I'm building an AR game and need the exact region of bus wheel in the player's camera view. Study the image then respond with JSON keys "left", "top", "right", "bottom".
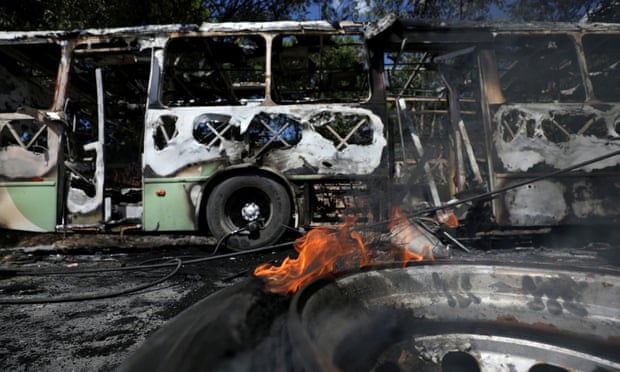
{"left": 206, "top": 175, "right": 291, "bottom": 251}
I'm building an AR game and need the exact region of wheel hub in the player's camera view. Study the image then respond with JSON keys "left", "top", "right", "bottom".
{"left": 241, "top": 202, "right": 261, "bottom": 222}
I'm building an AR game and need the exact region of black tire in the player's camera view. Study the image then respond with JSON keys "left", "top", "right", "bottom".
{"left": 206, "top": 175, "right": 291, "bottom": 251}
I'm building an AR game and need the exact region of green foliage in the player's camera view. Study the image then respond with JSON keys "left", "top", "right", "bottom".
{"left": 0, "top": 0, "right": 305, "bottom": 30}
{"left": 317, "top": 0, "right": 503, "bottom": 21}
{"left": 0, "top": 0, "right": 208, "bottom": 30}
{"left": 586, "top": 0, "right": 620, "bottom": 22}
{"left": 0, "top": 0, "right": 618, "bottom": 31}
{"left": 314, "top": 0, "right": 618, "bottom": 22}
{"left": 201, "top": 0, "right": 310, "bottom": 22}
{"left": 507, "top": 0, "right": 598, "bottom": 21}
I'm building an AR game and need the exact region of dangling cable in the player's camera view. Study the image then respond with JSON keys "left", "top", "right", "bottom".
{"left": 0, "top": 258, "right": 182, "bottom": 304}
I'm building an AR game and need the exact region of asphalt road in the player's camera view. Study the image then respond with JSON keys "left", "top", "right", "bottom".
{"left": 0, "top": 231, "right": 297, "bottom": 371}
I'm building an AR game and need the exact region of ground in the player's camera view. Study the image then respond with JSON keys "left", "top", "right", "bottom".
{"left": 1, "top": 228, "right": 619, "bottom": 371}
{"left": 0, "top": 231, "right": 296, "bottom": 371}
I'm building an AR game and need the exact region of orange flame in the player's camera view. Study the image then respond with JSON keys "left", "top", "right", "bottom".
{"left": 436, "top": 209, "right": 459, "bottom": 228}
{"left": 254, "top": 208, "right": 456, "bottom": 295}
{"left": 254, "top": 219, "right": 368, "bottom": 295}
{"left": 389, "top": 207, "right": 428, "bottom": 262}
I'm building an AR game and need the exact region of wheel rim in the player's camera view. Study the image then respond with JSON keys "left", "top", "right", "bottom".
{"left": 289, "top": 263, "right": 620, "bottom": 371}
{"left": 223, "top": 187, "right": 272, "bottom": 231}
{"left": 241, "top": 202, "right": 261, "bottom": 222}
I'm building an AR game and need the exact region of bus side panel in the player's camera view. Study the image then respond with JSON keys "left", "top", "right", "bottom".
{"left": 491, "top": 103, "right": 620, "bottom": 227}
{"left": 488, "top": 33, "right": 620, "bottom": 228}
{"left": 0, "top": 116, "right": 63, "bottom": 232}
{"left": 143, "top": 179, "right": 201, "bottom": 231}
{"left": 0, "top": 40, "right": 64, "bottom": 232}
{"left": 494, "top": 175, "right": 620, "bottom": 226}
{"left": 0, "top": 180, "right": 58, "bottom": 232}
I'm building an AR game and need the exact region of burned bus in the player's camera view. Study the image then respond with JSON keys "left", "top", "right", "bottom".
{"left": 370, "top": 17, "right": 620, "bottom": 233}
{"left": 1, "top": 17, "right": 619, "bottom": 249}
{"left": 0, "top": 21, "right": 387, "bottom": 250}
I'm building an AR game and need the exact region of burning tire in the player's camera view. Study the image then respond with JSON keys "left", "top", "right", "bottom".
{"left": 206, "top": 175, "right": 291, "bottom": 251}
{"left": 289, "top": 262, "right": 620, "bottom": 371}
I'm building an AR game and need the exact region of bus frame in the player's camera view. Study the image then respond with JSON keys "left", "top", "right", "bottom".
{"left": 1, "top": 16, "right": 620, "bottom": 249}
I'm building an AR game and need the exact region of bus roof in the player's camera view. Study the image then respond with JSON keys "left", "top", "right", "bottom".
{"left": 0, "top": 20, "right": 365, "bottom": 45}
{"left": 1, "top": 16, "right": 619, "bottom": 46}
{"left": 198, "top": 20, "right": 362, "bottom": 33}
{"left": 367, "top": 14, "right": 620, "bottom": 40}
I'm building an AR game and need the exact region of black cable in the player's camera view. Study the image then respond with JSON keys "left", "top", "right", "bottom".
{"left": 0, "top": 258, "right": 182, "bottom": 305}
{"left": 2, "top": 240, "right": 297, "bottom": 278}
{"left": 210, "top": 225, "right": 249, "bottom": 257}
{"left": 135, "top": 255, "right": 204, "bottom": 266}
{"left": 183, "top": 240, "right": 295, "bottom": 265}
{"left": 365, "top": 148, "right": 620, "bottom": 229}
{"left": 5, "top": 259, "right": 180, "bottom": 276}
{"left": 418, "top": 148, "right": 620, "bottom": 215}
{"left": 0, "top": 237, "right": 296, "bottom": 304}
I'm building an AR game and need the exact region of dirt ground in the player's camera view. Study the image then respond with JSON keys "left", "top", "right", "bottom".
{"left": 0, "top": 231, "right": 296, "bottom": 371}
{"left": 2, "top": 227, "right": 620, "bottom": 371}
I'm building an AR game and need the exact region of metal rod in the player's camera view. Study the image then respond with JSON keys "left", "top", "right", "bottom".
{"left": 442, "top": 231, "right": 471, "bottom": 253}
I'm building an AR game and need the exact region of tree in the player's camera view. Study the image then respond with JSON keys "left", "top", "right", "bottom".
{"left": 506, "top": 0, "right": 599, "bottom": 21}
{"left": 0, "top": 0, "right": 47, "bottom": 29}
{"left": 201, "top": 0, "right": 309, "bottom": 22}
{"left": 586, "top": 0, "right": 620, "bottom": 22}
{"left": 316, "top": 0, "right": 503, "bottom": 21}
{"left": 312, "top": 0, "right": 617, "bottom": 22}
{"left": 1, "top": 0, "right": 618, "bottom": 31}
{"left": 0, "top": 0, "right": 210, "bottom": 30}
{"left": 0, "top": 0, "right": 309, "bottom": 30}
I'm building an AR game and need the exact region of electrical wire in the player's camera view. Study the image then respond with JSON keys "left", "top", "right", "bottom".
{"left": 412, "top": 148, "right": 620, "bottom": 217}
{"left": 0, "top": 258, "right": 182, "bottom": 304}
{"left": 2, "top": 239, "right": 296, "bottom": 277}
{"left": 210, "top": 225, "right": 250, "bottom": 257}
{"left": 0, "top": 228, "right": 296, "bottom": 305}
{"left": 0, "top": 240, "right": 296, "bottom": 304}
{"left": 183, "top": 240, "right": 295, "bottom": 265}
{"left": 363, "top": 148, "right": 620, "bottom": 229}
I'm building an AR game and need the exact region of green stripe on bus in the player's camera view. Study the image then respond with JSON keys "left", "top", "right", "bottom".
{"left": 3, "top": 182, "right": 57, "bottom": 231}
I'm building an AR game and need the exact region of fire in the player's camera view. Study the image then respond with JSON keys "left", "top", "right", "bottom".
{"left": 254, "top": 219, "right": 368, "bottom": 295}
{"left": 389, "top": 207, "right": 433, "bottom": 262}
{"left": 254, "top": 208, "right": 457, "bottom": 295}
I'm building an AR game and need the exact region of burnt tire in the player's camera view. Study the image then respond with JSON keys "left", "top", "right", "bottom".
{"left": 206, "top": 175, "right": 291, "bottom": 251}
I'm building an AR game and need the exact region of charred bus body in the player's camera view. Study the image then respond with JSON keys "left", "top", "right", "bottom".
{"left": 0, "top": 22, "right": 387, "bottom": 250}
{"left": 0, "top": 17, "right": 619, "bottom": 249}
{"left": 371, "top": 17, "right": 620, "bottom": 230}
